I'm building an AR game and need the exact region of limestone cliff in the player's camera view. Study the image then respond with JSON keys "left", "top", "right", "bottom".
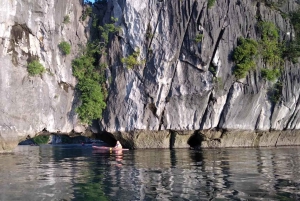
{"left": 97, "top": 0, "right": 300, "bottom": 148}
{"left": 1, "top": 0, "right": 300, "bottom": 151}
{"left": 0, "top": 0, "right": 87, "bottom": 151}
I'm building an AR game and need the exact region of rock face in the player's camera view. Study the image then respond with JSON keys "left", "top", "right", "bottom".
{"left": 102, "top": 0, "right": 299, "bottom": 131}
{"left": 98, "top": 0, "right": 300, "bottom": 148}
{"left": 0, "top": 0, "right": 87, "bottom": 151}
{"left": 1, "top": 0, "right": 300, "bottom": 151}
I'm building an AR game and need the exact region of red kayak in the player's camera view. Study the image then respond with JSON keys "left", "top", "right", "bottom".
{"left": 92, "top": 146, "right": 129, "bottom": 151}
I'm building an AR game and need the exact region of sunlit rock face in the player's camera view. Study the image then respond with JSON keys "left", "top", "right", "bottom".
{"left": 0, "top": 0, "right": 87, "bottom": 151}
{"left": 2, "top": 0, "right": 300, "bottom": 151}
{"left": 100, "top": 0, "right": 300, "bottom": 134}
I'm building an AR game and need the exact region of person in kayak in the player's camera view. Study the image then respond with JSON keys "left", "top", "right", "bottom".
{"left": 115, "top": 141, "right": 122, "bottom": 149}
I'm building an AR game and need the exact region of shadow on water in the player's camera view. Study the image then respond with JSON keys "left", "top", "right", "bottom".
{"left": 189, "top": 149, "right": 203, "bottom": 164}
{"left": 170, "top": 149, "right": 177, "bottom": 168}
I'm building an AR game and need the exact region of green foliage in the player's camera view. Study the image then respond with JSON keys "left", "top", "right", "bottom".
{"left": 256, "top": 21, "right": 283, "bottom": 81}
{"left": 72, "top": 55, "right": 96, "bottom": 80}
{"left": 121, "top": 49, "right": 143, "bottom": 69}
{"left": 63, "top": 15, "right": 70, "bottom": 24}
{"left": 268, "top": 81, "right": 282, "bottom": 104}
{"left": 58, "top": 41, "right": 71, "bottom": 55}
{"left": 258, "top": 21, "right": 279, "bottom": 41}
{"left": 76, "top": 78, "right": 106, "bottom": 123}
{"left": 280, "top": 11, "right": 288, "bottom": 19}
{"left": 73, "top": 14, "right": 121, "bottom": 124}
{"left": 256, "top": 21, "right": 285, "bottom": 102}
{"left": 261, "top": 68, "right": 281, "bottom": 82}
{"left": 235, "top": 61, "right": 257, "bottom": 79}
{"left": 213, "top": 77, "right": 223, "bottom": 89}
{"left": 98, "top": 19, "right": 120, "bottom": 44}
{"left": 27, "top": 60, "right": 45, "bottom": 76}
{"left": 284, "top": 43, "right": 300, "bottom": 63}
{"left": 261, "top": 0, "right": 286, "bottom": 10}
{"left": 95, "top": 17, "right": 120, "bottom": 55}
{"left": 233, "top": 22, "right": 284, "bottom": 81}
{"left": 110, "top": 17, "right": 118, "bottom": 22}
{"left": 72, "top": 42, "right": 107, "bottom": 124}
{"left": 258, "top": 21, "right": 283, "bottom": 67}
{"left": 194, "top": 34, "right": 203, "bottom": 43}
{"left": 33, "top": 135, "right": 49, "bottom": 144}
{"left": 146, "top": 32, "right": 154, "bottom": 40}
{"left": 285, "top": 9, "right": 300, "bottom": 62}
{"left": 92, "top": 14, "right": 98, "bottom": 28}
{"left": 208, "top": 0, "right": 216, "bottom": 8}
{"left": 232, "top": 37, "right": 258, "bottom": 79}
{"left": 85, "top": 41, "right": 102, "bottom": 56}
{"left": 260, "top": 39, "right": 283, "bottom": 66}
{"left": 209, "top": 65, "right": 216, "bottom": 76}
{"left": 233, "top": 38, "right": 258, "bottom": 64}
{"left": 86, "top": 7, "right": 93, "bottom": 16}
{"left": 290, "top": 9, "right": 300, "bottom": 38}
{"left": 81, "top": 6, "right": 92, "bottom": 21}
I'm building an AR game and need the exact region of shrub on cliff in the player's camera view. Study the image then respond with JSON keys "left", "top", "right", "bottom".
{"left": 290, "top": 9, "right": 300, "bottom": 39}
{"left": 208, "top": 0, "right": 216, "bottom": 8}
{"left": 233, "top": 37, "right": 258, "bottom": 79}
{"left": 268, "top": 81, "right": 282, "bottom": 103}
{"left": 63, "top": 15, "right": 70, "bottom": 24}
{"left": 81, "top": 6, "right": 92, "bottom": 21}
{"left": 58, "top": 41, "right": 71, "bottom": 55}
{"left": 72, "top": 42, "right": 107, "bottom": 124}
{"left": 121, "top": 52, "right": 140, "bottom": 69}
{"left": 194, "top": 34, "right": 203, "bottom": 43}
{"left": 121, "top": 49, "right": 144, "bottom": 69}
{"left": 258, "top": 21, "right": 283, "bottom": 67}
{"left": 72, "top": 17, "right": 120, "bottom": 124}
{"left": 27, "top": 60, "right": 45, "bottom": 76}
{"left": 98, "top": 17, "right": 120, "bottom": 44}
{"left": 285, "top": 9, "right": 300, "bottom": 63}
{"left": 257, "top": 21, "right": 283, "bottom": 82}
{"left": 76, "top": 78, "right": 106, "bottom": 124}
{"left": 261, "top": 68, "right": 281, "bottom": 82}
{"left": 233, "top": 22, "right": 285, "bottom": 80}
{"left": 284, "top": 43, "right": 300, "bottom": 63}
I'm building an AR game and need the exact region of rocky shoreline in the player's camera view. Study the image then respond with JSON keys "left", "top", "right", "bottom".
{"left": 2, "top": 130, "right": 300, "bottom": 153}
{"left": 103, "top": 130, "right": 300, "bottom": 149}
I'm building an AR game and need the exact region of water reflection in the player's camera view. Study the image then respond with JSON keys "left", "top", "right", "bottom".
{"left": 0, "top": 146, "right": 300, "bottom": 200}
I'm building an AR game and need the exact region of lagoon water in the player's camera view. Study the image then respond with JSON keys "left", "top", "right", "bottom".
{"left": 0, "top": 145, "right": 300, "bottom": 200}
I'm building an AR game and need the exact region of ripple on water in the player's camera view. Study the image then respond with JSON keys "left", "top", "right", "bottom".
{"left": 1, "top": 146, "right": 300, "bottom": 200}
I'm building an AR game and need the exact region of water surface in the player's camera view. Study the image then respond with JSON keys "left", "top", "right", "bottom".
{"left": 0, "top": 145, "right": 300, "bottom": 200}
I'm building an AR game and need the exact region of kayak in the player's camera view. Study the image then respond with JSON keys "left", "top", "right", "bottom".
{"left": 92, "top": 146, "right": 129, "bottom": 151}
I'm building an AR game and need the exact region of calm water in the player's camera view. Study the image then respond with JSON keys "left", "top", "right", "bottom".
{"left": 0, "top": 145, "right": 300, "bottom": 200}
